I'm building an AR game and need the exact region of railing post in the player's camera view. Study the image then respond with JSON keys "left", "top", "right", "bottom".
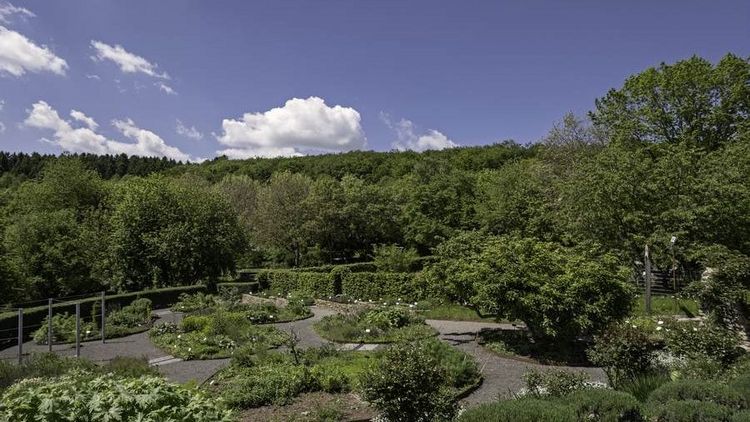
{"left": 75, "top": 303, "right": 81, "bottom": 358}
{"left": 17, "top": 308, "right": 23, "bottom": 365}
{"left": 101, "top": 291, "right": 106, "bottom": 344}
{"left": 48, "top": 298, "right": 53, "bottom": 352}
{"left": 644, "top": 244, "right": 652, "bottom": 316}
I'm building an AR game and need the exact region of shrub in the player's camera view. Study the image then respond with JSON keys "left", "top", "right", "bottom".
{"left": 647, "top": 379, "right": 747, "bottom": 410}
{"left": 617, "top": 373, "right": 671, "bottom": 402}
{"left": 522, "top": 369, "right": 592, "bottom": 398}
{"left": 419, "top": 337, "right": 481, "bottom": 390}
{"left": 102, "top": 356, "right": 158, "bottom": 378}
{"left": 0, "top": 353, "right": 97, "bottom": 391}
{"left": 663, "top": 320, "right": 742, "bottom": 365}
{"left": 314, "top": 308, "right": 436, "bottom": 343}
{"left": 373, "top": 244, "right": 419, "bottom": 272}
{"left": 0, "top": 372, "right": 234, "bottom": 421}
{"left": 647, "top": 400, "right": 734, "bottom": 422}
{"left": 33, "top": 313, "right": 98, "bottom": 344}
{"left": 257, "top": 270, "right": 334, "bottom": 297}
{"left": 220, "top": 363, "right": 311, "bottom": 408}
{"left": 172, "top": 292, "right": 218, "bottom": 313}
{"left": 565, "top": 389, "right": 644, "bottom": 422}
{"left": 340, "top": 272, "right": 424, "bottom": 301}
{"left": 588, "top": 322, "right": 659, "bottom": 387}
{"left": 458, "top": 398, "right": 575, "bottom": 422}
{"left": 360, "top": 342, "right": 458, "bottom": 422}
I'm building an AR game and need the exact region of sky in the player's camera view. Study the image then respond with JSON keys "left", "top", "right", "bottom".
{"left": 0, "top": 1, "right": 747, "bottom": 162}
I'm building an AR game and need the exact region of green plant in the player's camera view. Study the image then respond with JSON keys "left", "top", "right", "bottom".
{"left": 373, "top": 244, "right": 419, "bottom": 272}
{"left": 220, "top": 363, "right": 311, "bottom": 408}
{"left": 360, "top": 342, "right": 458, "bottom": 422}
{"left": 0, "top": 371, "right": 235, "bottom": 421}
{"left": 647, "top": 400, "right": 734, "bottom": 422}
{"left": 172, "top": 292, "right": 219, "bottom": 312}
{"left": 616, "top": 373, "right": 671, "bottom": 402}
{"left": 102, "top": 356, "right": 158, "bottom": 378}
{"left": 588, "top": 322, "right": 659, "bottom": 387}
{"left": 0, "top": 353, "right": 97, "bottom": 391}
{"left": 663, "top": 320, "right": 742, "bottom": 365}
{"left": 647, "top": 379, "right": 747, "bottom": 410}
{"left": 522, "top": 369, "right": 591, "bottom": 398}
{"left": 33, "top": 313, "right": 98, "bottom": 345}
{"left": 458, "top": 398, "right": 575, "bottom": 422}
{"left": 314, "top": 308, "right": 436, "bottom": 343}
{"left": 564, "top": 388, "right": 644, "bottom": 422}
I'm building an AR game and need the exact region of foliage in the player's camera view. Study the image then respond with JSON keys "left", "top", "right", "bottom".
{"left": 0, "top": 353, "right": 97, "bottom": 391}
{"left": 564, "top": 388, "right": 645, "bottom": 422}
{"left": 0, "top": 371, "right": 235, "bottom": 421}
{"left": 314, "top": 307, "right": 436, "bottom": 343}
{"left": 616, "top": 373, "right": 671, "bottom": 402}
{"left": 427, "top": 234, "right": 634, "bottom": 341}
{"left": 662, "top": 320, "right": 742, "bottom": 365}
{"left": 647, "top": 379, "right": 748, "bottom": 410}
{"left": 257, "top": 270, "right": 334, "bottom": 297}
{"left": 340, "top": 271, "right": 424, "bottom": 301}
{"left": 522, "top": 369, "right": 593, "bottom": 398}
{"left": 33, "top": 313, "right": 98, "bottom": 344}
{"left": 360, "top": 341, "right": 459, "bottom": 422}
{"left": 587, "top": 322, "right": 660, "bottom": 387}
{"left": 373, "top": 244, "right": 419, "bottom": 272}
{"left": 457, "top": 398, "right": 576, "bottom": 422}
{"left": 172, "top": 292, "right": 219, "bottom": 313}
{"left": 149, "top": 309, "right": 288, "bottom": 359}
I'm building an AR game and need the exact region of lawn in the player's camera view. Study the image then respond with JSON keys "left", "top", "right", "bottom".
{"left": 632, "top": 295, "right": 699, "bottom": 317}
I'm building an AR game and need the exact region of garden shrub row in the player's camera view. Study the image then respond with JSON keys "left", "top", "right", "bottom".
{"left": 0, "top": 285, "right": 208, "bottom": 348}
{"left": 216, "top": 282, "right": 260, "bottom": 297}
{"left": 255, "top": 269, "right": 425, "bottom": 301}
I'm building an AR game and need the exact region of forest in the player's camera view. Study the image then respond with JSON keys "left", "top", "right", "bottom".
{"left": 1, "top": 54, "right": 747, "bottom": 306}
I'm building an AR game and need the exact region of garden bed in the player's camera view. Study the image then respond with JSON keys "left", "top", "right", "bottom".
{"left": 478, "top": 328, "right": 592, "bottom": 366}
{"left": 149, "top": 310, "right": 289, "bottom": 360}
{"left": 313, "top": 307, "right": 437, "bottom": 344}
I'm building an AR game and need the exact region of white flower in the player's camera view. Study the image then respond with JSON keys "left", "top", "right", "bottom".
{"left": 177, "top": 334, "right": 182, "bottom": 339}
{"left": 209, "top": 380, "right": 215, "bottom": 385}
{"left": 409, "top": 304, "right": 415, "bottom": 308}
{"left": 656, "top": 326, "right": 662, "bottom": 331}
{"left": 398, "top": 298, "right": 402, "bottom": 301}
{"left": 365, "top": 329, "right": 371, "bottom": 333}
{"left": 632, "top": 325, "right": 637, "bottom": 329}
{"left": 85, "top": 330, "right": 91, "bottom": 335}
{"left": 414, "top": 302, "right": 418, "bottom": 306}
{"left": 188, "top": 347, "right": 192, "bottom": 352}
{"left": 693, "top": 327, "right": 698, "bottom": 332}
{"left": 657, "top": 320, "right": 664, "bottom": 325}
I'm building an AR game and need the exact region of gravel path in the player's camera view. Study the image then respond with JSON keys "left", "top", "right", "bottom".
{"left": 425, "top": 319, "right": 607, "bottom": 406}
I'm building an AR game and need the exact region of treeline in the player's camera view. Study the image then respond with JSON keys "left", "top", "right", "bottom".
{"left": 0, "top": 53, "right": 748, "bottom": 305}
{"left": 0, "top": 152, "right": 183, "bottom": 181}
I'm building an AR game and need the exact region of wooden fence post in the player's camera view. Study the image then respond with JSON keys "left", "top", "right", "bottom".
{"left": 644, "top": 244, "right": 652, "bottom": 315}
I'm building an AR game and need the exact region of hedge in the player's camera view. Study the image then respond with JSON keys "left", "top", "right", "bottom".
{"left": 0, "top": 285, "right": 208, "bottom": 350}
{"left": 340, "top": 272, "right": 424, "bottom": 301}
{"left": 256, "top": 270, "right": 335, "bottom": 297}
{"left": 216, "top": 282, "right": 260, "bottom": 296}
{"left": 288, "top": 262, "right": 378, "bottom": 274}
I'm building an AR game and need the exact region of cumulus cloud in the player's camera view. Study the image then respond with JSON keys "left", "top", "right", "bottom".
{"left": 216, "top": 96, "right": 366, "bottom": 159}
{"left": 0, "top": 26, "right": 68, "bottom": 76}
{"left": 0, "top": 2, "right": 34, "bottom": 24}
{"left": 90, "top": 40, "right": 169, "bottom": 79}
{"left": 70, "top": 109, "right": 98, "bottom": 130}
{"left": 380, "top": 113, "right": 457, "bottom": 152}
{"left": 176, "top": 119, "right": 203, "bottom": 140}
{"left": 24, "top": 100, "right": 193, "bottom": 162}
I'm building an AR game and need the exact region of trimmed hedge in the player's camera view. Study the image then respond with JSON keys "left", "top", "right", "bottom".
{"left": 0, "top": 285, "right": 208, "bottom": 349}
{"left": 256, "top": 270, "right": 335, "bottom": 297}
{"left": 458, "top": 398, "right": 575, "bottom": 422}
{"left": 289, "top": 262, "right": 378, "bottom": 274}
{"left": 341, "top": 272, "right": 424, "bottom": 301}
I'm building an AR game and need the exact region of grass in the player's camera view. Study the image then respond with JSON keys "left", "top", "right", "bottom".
{"left": 415, "top": 301, "right": 500, "bottom": 322}
{"left": 632, "top": 295, "right": 699, "bottom": 317}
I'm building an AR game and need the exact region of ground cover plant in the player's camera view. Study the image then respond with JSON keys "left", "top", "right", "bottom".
{"left": 632, "top": 295, "right": 699, "bottom": 317}
{"left": 413, "top": 299, "right": 500, "bottom": 322}
{"left": 149, "top": 309, "right": 288, "bottom": 359}
{"left": 313, "top": 306, "right": 437, "bottom": 343}
{"left": 213, "top": 338, "right": 479, "bottom": 413}
{"left": 478, "top": 328, "right": 591, "bottom": 365}
{"left": 0, "top": 370, "right": 235, "bottom": 421}
{"left": 32, "top": 298, "right": 154, "bottom": 344}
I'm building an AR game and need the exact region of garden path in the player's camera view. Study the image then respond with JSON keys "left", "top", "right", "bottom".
{"left": 425, "top": 319, "right": 607, "bottom": 406}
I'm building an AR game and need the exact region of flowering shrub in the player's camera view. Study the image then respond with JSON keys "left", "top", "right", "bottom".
{"left": 314, "top": 307, "right": 436, "bottom": 343}
{"left": 663, "top": 320, "right": 742, "bottom": 365}
{"left": 587, "top": 322, "right": 660, "bottom": 387}
{"left": 172, "top": 292, "right": 219, "bottom": 313}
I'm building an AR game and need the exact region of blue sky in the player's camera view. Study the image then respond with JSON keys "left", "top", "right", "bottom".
{"left": 0, "top": 1, "right": 748, "bottom": 161}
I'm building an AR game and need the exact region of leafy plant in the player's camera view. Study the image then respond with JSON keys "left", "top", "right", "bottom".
{"left": 522, "top": 369, "right": 592, "bottom": 398}
{"left": 588, "top": 322, "right": 659, "bottom": 387}
{"left": 314, "top": 307, "right": 436, "bottom": 343}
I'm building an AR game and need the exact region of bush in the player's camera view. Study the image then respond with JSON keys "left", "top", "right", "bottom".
{"left": 172, "top": 292, "right": 218, "bottom": 313}
{"left": 617, "top": 373, "right": 671, "bottom": 402}
{"left": 220, "top": 363, "right": 311, "bottom": 408}
{"left": 314, "top": 308, "right": 436, "bottom": 343}
{"left": 647, "top": 399, "right": 734, "bottom": 422}
{"left": 373, "top": 244, "right": 419, "bottom": 272}
{"left": 522, "top": 369, "right": 592, "bottom": 398}
{"left": 458, "top": 398, "right": 575, "bottom": 422}
{"left": 257, "top": 270, "right": 334, "bottom": 297}
{"left": 565, "top": 389, "right": 644, "bottom": 422}
{"left": 0, "top": 372, "right": 234, "bottom": 421}
{"left": 0, "top": 353, "right": 97, "bottom": 391}
{"left": 588, "top": 322, "right": 660, "bottom": 387}
{"left": 663, "top": 320, "right": 742, "bottom": 365}
{"left": 33, "top": 313, "right": 98, "bottom": 344}
{"left": 360, "top": 342, "right": 459, "bottom": 422}
{"left": 419, "top": 337, "right": 481, "bottom": 390}
{"left": 102, "top": 356, "right": 158, "bottom": 378}
{"left": 647, "top": 379, "right": 747, "bottom": 410}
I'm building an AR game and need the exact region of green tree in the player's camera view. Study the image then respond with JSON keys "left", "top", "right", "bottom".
{"left": 108, "top": 175, "right": 244, "bottom": 291}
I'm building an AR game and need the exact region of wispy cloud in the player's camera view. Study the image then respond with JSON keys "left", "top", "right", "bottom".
{"left": 0, "top": 2, "right": 34, "bottom": 24}
{"left": 156, "top": 81, "right": 177, "bottom": 95}
{"left": 176, "top": 119, "right": 203, "bottom": 140}
{"left": 90, "top": 40, "right": 169, "bottom": 79}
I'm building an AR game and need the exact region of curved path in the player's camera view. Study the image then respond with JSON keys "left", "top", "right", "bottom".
{"left": 425, "top": 319, "right": 607, "bottom": 405}
{"left": 2, "top": 304, "right": 607, "bottom": 409}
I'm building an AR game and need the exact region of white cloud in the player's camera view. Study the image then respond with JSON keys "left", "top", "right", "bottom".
{"left": 176, "top": 119, "right": 203, "bottom": 140}
{"left": 0, "top": 2, "right": 34, "bottom": 24}
{"left": 156, "top": 81, "right": 176, "bottom": 95}
{"left": 85, "top": 73, "right": 100, "bottom": 80}
{"left": 0, "top": 98, "right": 4, "bottom": 110}
{"left": 24, "top": 101, "right": 194, "bottom": 162}
{"left": 70, "top": 109, "right": 98, "bottom": 130}
{"left": 0, "top": 121, "right": 5, "bottom": 133}
{"left": 0, "top": 26, "right": 67, "bottom": 76}
{"left": 217, "top": 96, "right": 366, "bottom": 159}
{"left": 380, "top": 113, "right": 458, "bottom": 152}
{"left": 90, "top": 40, "right": 169, "bottom": 79}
